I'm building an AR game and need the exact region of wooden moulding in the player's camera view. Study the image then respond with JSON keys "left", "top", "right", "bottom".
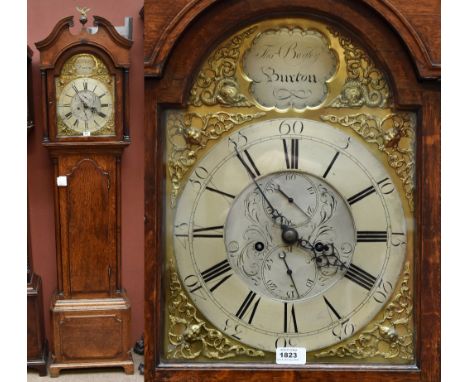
{"left": 143, "top": 0, "right": 440, "bottom": 80}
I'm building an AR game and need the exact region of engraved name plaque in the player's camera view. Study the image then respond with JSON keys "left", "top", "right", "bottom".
{"left": 243, "top": 28, "right": 337, "bottom": 110}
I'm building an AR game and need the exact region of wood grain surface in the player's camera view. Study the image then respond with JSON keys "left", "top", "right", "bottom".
{"left": 143, "top": 1, "right": 440, "bottom": 381}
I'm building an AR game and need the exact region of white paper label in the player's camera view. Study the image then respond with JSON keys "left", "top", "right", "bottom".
{"left": 56, "top": 176, "right": 67, "bottom": 187}
{"left": 275, "top": 347, "right": 306, "bottom": 365}
{"left": 83, "top": 131, "right": 91, "bottom": 137}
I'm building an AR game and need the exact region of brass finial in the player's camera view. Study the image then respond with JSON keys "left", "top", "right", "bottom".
{"left": 76, "top": 6, "right": 91, "bottom": 25}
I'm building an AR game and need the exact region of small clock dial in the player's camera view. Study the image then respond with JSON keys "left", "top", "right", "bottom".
{"left": 57, "top": 77, "right": 114, "bottom": 134}
{"left": 173, "top": 118, "right": 407, "bottom": 352}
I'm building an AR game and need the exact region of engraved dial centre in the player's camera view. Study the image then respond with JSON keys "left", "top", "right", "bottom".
{"left": 224, "top": 170, "right": 356, "bottom": 302}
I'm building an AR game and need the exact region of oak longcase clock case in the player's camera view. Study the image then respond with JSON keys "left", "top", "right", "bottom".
{"left": 144, "top": 0, "right": 440, "bottom": 381}
{"left": 36, "top": 14, "right": 133, "bottom": 377}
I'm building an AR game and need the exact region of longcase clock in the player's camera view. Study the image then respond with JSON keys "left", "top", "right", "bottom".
{"left": 36, "top": 12, "right": 134, "bottom": 377}
{"left": 27, "top": 45, "right": 48, "bottom": 377}
{"left": 143, "top": 1, "right": 440, "bottom": 382}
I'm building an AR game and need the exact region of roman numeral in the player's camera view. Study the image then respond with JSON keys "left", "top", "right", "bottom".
{"left": 282, "top": 138, "right": 299, "bottom": 169}
{"left": 283, "top": 302, "right": 298, "bottom": 333}
{"left": 347, "top": 185, "right": 376, "bottom": 205}
{"left": 58, "top": 104, "right": 70, "bottom": 107}
{"left": 73, "top": 119, "right": 79, "bottom": 127}
{"left": 347, "top": 178, "right": 391, "bottom": 205}
{"left": 323, "top": 151, "right": 340, "bottom": 178}
{"left": 200, "top": 259, "right": 233, "bottom": 292}
{"left": 323, "top": 296, "right": 341, "bottom": 320}
{"left": 97, "top": 112, "right": 107, "bottom": 118}
{"left": 83, "top": 81, "right": 88, "bottom": 90}
{"left": 85, "top": 121, "right": 89, "bottom": 131}
{"left": 344, "top": 263, "right": 377, "bottom": 291}
{"left": 101, "top": 103, "right": 109, "bottom": 107}
{"left": 175, "top": 225, "right": 224, "bottom": 238}
{"left": 356, "top": 231, "right": 388, "bottom": 242}
{"left": 72, "top": 84, "right": 80, "bottom": 94}
{"left": 92, "top": 84, "right": 97, "bottom": 92}
{"left": 205, "top": 186, "right": 235, "bottom": 199}
{"left": 235, "top": 291, "right": 261, "bottom": 324}
{"left": 236, "top": 149, "right": 261, "bottom": 179}
{"left": 64, "top": 112, "right": 72, "bottom": 119}
{"left": 98, "top": 93, "right": 106, "bottom": 98}
{"left": 94, "top": 119, "right": 101, "bottom": 128}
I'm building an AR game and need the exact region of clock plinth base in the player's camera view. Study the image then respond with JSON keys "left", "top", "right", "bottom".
{"left": 48, "top": 293, "right": 134, "bottom": 378}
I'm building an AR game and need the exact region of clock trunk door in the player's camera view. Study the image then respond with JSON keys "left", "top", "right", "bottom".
{"left": 58, "top": 155, "right": 117, "bottom": 297}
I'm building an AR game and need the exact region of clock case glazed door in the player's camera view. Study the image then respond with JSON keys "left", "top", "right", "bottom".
{"left": 144, "top": 1, "right": 440, "bottom": 382}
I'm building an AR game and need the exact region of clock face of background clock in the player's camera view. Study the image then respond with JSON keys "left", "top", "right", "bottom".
{"left": 173, "top": 119, "right": 406, "bottom": 352}
{"left": 57, "top": 77, "right": 113, "bottom": 134}
{"left": 55, "top": 53, "right": 115, "bottom": 137}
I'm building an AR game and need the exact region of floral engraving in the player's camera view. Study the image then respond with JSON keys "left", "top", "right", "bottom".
{"left": 321, "top": 113, "right": 415, "bottom": 210}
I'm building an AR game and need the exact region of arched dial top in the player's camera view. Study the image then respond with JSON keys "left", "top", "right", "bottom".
{"left": 173, "top": 118, "right": 406, "bottom": 352}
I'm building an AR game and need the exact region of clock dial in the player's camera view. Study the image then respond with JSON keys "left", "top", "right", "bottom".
{"left": 57, "top": 77, "right": 114, "bottom": 134}
{"left": 173, "top": 118, "right": 406, "bottom": 352}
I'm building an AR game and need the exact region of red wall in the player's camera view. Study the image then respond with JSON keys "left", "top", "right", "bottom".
{"left": 27, "top": 0, "right": 145, "bottom": 343}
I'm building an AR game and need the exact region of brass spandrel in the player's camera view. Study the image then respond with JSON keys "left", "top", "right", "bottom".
{"left": 188, "top": 27, "right": 257, "bottom": 108}
{"left": 166, "top": 260, "right": 265, "bottom": 360}
{"left": 320, "top": 112, "right": 415, "bottom": 211}
{"left": 327, "top": 28, "right": 392, "bottom": 108}
{"left": 167, "top": 110, "right": 265, "bottom": 206}
{"left": 314, "top": 262, "right": 413, "bottom": 361}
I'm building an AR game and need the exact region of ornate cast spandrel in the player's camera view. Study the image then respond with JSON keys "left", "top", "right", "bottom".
{"left": 167, "top": 110, "right": 265, "bottom": 206}
{"left": 57, "top": 53, "right": 111, "bottom": 86}
{"left": 320, "top": 112, "right": 415, "bottom": 211}
{"left": 327, "top": 28, "right": 392, "bottom": 109}
{"left": 314, "top": 262, "right": 413, "bottom": 361}
{"left": 188, "top": 27, "right": 257, "bottom": 108}
{"left": 166, "top": 260, "right": 264, "bottom": 360}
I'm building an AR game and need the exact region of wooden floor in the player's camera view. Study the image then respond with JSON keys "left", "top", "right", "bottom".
{"left": 27, "top": 352, "right": 144, "bottom": 381}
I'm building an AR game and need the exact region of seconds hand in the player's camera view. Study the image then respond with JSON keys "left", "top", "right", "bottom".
{"left": 279, "top": 251, "right": 300, "bottom": 298}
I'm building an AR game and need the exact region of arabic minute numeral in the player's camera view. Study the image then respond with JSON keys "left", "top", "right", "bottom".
{"left": 275, "top": 336, "right": 296, "bottom": 348}
{"left": 332, "top": 319, "right": 355, "bottom": 341}
{"left": 278, "top": 120, "right": 304, "bottom": 135}
{"left": 228, "top": 131, "right": 248, "bottom": 150}
{"left": 183, "top": 274, "right": 207, "bottom": 300}
{"left": 378, "top": 177, "right": 395, "bottom": 194}
{"left": 373, "top": 279, "right": 393, "bottom": 303}
{"left": 391, "top": 232, "right": 406, "bottom": 247}
{"left": 223, "top": 319, "right": 242, "bottom": 340}
{"left": 188, "top": 166, "right": 209, "bottom": 191}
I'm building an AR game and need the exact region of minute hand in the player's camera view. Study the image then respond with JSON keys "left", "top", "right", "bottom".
{"left": 235, "top": 147, "right": 289, "bottom": 227}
